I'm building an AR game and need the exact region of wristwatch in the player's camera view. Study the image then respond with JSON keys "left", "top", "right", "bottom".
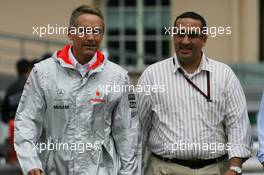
{"left": 230, "top": 166, "right": 242, "bottom": 174}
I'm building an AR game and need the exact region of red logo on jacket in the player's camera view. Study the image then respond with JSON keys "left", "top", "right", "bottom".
{"left": 89, "top": 90, "right": 106, "bottom": 103}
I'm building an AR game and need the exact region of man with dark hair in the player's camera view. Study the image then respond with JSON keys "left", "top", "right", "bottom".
{"left": 174, "top": 11, "right": 207, "bottom": 30}
{"left": 14, "top": 5, "right": 140, "bottom": 175}
{"left": 1, "top": 58, "right": 31, "bottom": 123}
{"left": 137, "top": 11, "right": 252, "bottom": 175}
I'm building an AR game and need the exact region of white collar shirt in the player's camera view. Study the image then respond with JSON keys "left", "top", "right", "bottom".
{"left": 68, "top": 47, "right": 97, "bottom": 77}
{"left": 137, "top": 52, "right": 252, "bottom": 160}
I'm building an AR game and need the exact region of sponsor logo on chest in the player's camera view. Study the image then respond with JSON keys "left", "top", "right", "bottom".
{"left": 89, "top": 90, "right": 106, "bottom": 103}
{"left": 53, "top": 105, "right": 69, "bottom": 109}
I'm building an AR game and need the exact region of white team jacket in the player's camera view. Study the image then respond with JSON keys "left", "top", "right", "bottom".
{"left": 14, "top": 45, "right": 141, "bottom": 175}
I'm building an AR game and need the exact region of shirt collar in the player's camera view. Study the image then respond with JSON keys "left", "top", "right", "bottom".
{"left": 68, "top": 46, "right": 97, "bottom": 68}
{"left": 173, "top": 52, "right": 212, "bottom": 73}
{"left": 199, "top": 53, "right": 212, "bottom": 72}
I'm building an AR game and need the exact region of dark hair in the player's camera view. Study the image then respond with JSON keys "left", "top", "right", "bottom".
{"left": 69, "top": 5, "right": 104, "bottom": 27}
{"left": 16, "top": 59, "right": 30, "bottom": 76}
{"left": 174, "top": 11, "right": 206, "bottom": 30}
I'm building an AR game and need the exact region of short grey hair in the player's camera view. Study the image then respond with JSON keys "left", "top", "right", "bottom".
{"left": 69, "top": 5, "right": 104, "bottom": 27}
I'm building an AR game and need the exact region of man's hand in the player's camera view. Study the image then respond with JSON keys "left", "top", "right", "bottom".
{"left": 223, "top": 169, "right": 239, "bottom": 175}
{"left": 27, "top": 168, "right": 43, "bottom": 175}
{"left": 223, "top": 157, "right": 244, "bottom": 175}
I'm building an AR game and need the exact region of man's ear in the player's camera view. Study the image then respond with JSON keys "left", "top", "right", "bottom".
{"left": 202, "top": 35, "right": 207, "bottom": 47}
{"left": 67, "top": 26, "right": 73, "bottom": 41}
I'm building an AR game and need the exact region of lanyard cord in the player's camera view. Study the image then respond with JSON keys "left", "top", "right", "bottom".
{"left": 173, "top": 58, "right": 212, "bottom": 102}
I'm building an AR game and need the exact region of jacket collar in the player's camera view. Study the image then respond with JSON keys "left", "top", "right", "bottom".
{"left": 55, "top": 44, "right": 106, "bottom": 72}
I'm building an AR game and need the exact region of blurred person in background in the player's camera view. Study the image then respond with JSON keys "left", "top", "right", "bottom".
{"left": 40, "top": 52, "right": 52, "bottom": 62}
{"left": 257, "top": 92, "right": 264, "bottom": 170}
{"left": 1, "top": 58, "right": 31, "bottom": 123}
{"left": 30, "top": 58, "right": 40, "bottom": 67}
{"left": 1, "top": 58, "right": 31, "bottom": 164}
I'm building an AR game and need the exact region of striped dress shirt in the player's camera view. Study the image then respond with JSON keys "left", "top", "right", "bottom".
{"left": 137, "top": 53, "right": 252, "bottom": 160}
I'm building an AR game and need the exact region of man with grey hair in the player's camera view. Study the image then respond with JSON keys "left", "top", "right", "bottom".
{"left": 14, "top": 5, "right": 140, "bottom": 175}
